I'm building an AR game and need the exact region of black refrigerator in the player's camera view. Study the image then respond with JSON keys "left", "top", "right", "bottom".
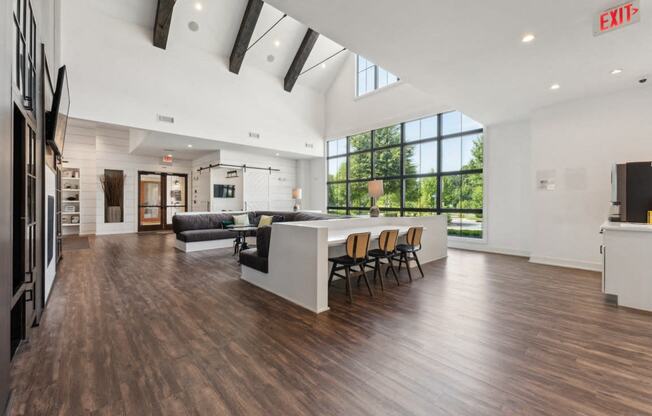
{"left": 612, "top": 162, "right": 652, "bottom": 223}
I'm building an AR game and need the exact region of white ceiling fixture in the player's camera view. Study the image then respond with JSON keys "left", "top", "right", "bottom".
{"left": 275, "top": 152, "right": 280, "bottom": 156}
{"left": 274, "top": 39, "right": 281, "bottom": 47}
{"left": 611, "top": 68, "right": 623, "bottom": 75}
{"left": 321, "top": 63, "right": 326, "bottom": 69}
{"left": 521, "top": 33, "right": 536, "bottom": 43}
{"left": 550, "top": 83, "right": 561, "bottom": 90}
{"left": 194, "top": 2, "right": 203, "bottom": 11}
{"left": 187, "top": 144, "right": 193, "bottom": 148}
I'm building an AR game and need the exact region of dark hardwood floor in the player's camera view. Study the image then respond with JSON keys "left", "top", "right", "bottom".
{"left": 8, "top": 233, "right": 652, "bottom": 415}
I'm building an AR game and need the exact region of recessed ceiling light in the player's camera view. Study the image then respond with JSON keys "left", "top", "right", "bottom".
{"left": 275, "top": 152, "right": 280, "bottom": 156}
{"left": 194, "top": 2, "right": 203, "bottom": 11}
{"left": 611, "top": 68, "right": 623, "bottom": 75}
{"left": 187, "top": 144, "right": 193, "bottom": 148}
{"left": 274, "top": 40, "right": 281, "bottom": 47}
{"left": 550, "top": 83, "right": 561, "bottom": 90}
{"left": 321, "top": 63, "right": 327, "bottom": 69}
{"left": 522, "top": 33, "right": 536, "bottom": 43}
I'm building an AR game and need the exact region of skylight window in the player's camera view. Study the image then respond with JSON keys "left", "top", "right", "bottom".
{"left": 356, "top": 55, "right": 398, "bottom": 96}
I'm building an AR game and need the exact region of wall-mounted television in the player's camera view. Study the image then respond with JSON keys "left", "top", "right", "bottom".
{"left": 214, "top": 184, "right": 235, "bottom": 198}
{"left": 46, "top": 66, "right": 70, "bottom": 156}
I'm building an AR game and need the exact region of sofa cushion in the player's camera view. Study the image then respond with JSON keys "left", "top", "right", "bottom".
{"left": 253, "top": 211, "right": 296, "bottom": 222}
{"left": 257, "top": 215, "right": 273, "bottom": 227}
{"left": 177, "top": 229, "right": 234, "bottom": 243}
{"left": 293, "top": 211, "right": 340, "bottom": 222}
{"left": 172, "top": 213, "right": 233, "bottom": 233}
{"left": 256, "top": 226, "right": 272, "bottom": 257}
{"left": 233, "top": 214, "right": 250, "bottom": 226}
{"left": 239, "top": 249, "right": 268, "bottom": 273}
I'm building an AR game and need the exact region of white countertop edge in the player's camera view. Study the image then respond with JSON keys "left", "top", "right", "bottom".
{"left": 601, "top": 221, "right": 652, "bottom": 233}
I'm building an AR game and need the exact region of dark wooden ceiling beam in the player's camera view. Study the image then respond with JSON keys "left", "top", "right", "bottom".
{"left": 229, "top": 0, "right": 264, "bottom": 74}
{"left": 153, "top": 0, "right": 177, "bottom": 49}
{"left": 284, "top": 29, "right": 319, "bottom": 92}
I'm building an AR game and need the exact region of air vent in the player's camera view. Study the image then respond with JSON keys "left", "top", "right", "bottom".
{"left": 157, "top": 114, "right": 175, "bottom": 124}
{"left": 249, "top": 132, "right": 260, "bottom": 139}
{"left": 305, "top": 142, "right": 314, "bottom": 149}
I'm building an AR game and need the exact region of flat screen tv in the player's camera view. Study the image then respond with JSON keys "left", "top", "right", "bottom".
{"left": 46, "top": 65, "right": 70, "bottom": 156}
{"left": 214, "top": 184, "right": 235, "bottom": 198}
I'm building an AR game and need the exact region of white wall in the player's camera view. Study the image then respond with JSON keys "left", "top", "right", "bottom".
{"left": 297, "top": 158, "right": 326, "bottom": 211}
{"left": 191, "top": 152, "right": 219, "bottom": 212}
{"left": 325, "top": 54, "right": 449, "bottom": 138}
{"left": 529, "top": 86, "right": 652, "bottom": 271}
{"left": 63, "top": 120, "right": 192, "bottom": 235}
{"left": 211, "top": 168, "right": 244, "bottom": 211}
{"left": 60, "top": 0, "right": 325, "bottom": 158}
{"left": 449, "top": 120, "right": 531, "bottom": 257}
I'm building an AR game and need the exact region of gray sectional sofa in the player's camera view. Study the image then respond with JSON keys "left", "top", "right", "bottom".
{"left": 172, "top": 210, "right": 341, "bottom": 252}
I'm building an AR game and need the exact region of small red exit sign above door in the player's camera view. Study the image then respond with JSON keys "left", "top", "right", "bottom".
{"left": 162, "top": 154, "right": 173, "bottom": 164}
{"left": 595, "top": 1, "right": 640, "bottom": 36}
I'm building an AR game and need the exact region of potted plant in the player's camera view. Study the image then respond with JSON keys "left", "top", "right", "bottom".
{"left": 100, "top": 171, "right": 125, "bottom": 223}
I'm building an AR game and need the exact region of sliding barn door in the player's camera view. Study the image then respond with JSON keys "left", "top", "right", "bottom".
{"left": 243, "top": 169, "right": 270, "bottom": 211}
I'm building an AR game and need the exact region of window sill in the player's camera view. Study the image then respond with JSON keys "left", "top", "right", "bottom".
{"left": 353, "top": 81, "right": 403, "bottom": 102}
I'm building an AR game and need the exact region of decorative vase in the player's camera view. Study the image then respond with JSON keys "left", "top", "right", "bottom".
{"left": 107, "top": 206, "right": 122, "bottom": 223}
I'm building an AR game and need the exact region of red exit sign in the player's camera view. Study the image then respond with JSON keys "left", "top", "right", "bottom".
{"left": 595, "top": 1, "right": 640, "bottom": 36}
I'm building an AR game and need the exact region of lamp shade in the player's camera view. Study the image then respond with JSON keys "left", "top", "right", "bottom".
{"left": 368, "top": 180, "right": 384, "bottom": 198}
{"left": 292, "top": 188, "right": 303, "bottom": 199}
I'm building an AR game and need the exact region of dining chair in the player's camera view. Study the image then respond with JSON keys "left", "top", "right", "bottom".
{"left": 365, "top": 229, "right": 400, "bottom": 290}
{"left": 395, "top": 226, "right": 425, "bottom": 281}
{"left": 328, "top": 232, "right": 372, "bottom": 303}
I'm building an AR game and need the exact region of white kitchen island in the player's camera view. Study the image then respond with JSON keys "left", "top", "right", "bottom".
{"left": 241, "top": 215, "right": 448, "bottom": 313}
{"left": 601, "top": 221, "right": 652, "bottom": 312}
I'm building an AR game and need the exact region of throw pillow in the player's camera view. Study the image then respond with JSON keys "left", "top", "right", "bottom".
{"left": 257, "top": 215, "right": 273, "bottom": 228}
{"left": 233, "top": 214, "right": 250, "bottom": 226}
{"left": 221, "top": 220, "right": 234, "bottom": 229}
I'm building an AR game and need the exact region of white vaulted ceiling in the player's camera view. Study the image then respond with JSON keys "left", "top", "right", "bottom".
{"left": 264, "top": 0, "right": 652, "bottom": 124}
{"left": 84, "top": 0, "right": 348, "bottom": 93}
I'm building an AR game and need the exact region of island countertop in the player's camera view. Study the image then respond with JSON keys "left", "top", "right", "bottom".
{"left": 601, "top": 221, "right": 652, "bottom": 233}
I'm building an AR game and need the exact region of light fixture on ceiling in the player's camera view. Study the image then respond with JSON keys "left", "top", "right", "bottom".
{"left": 187, "top": 144, "right": 193, "bottom": 148}
{"left": 321, "top": 63, "right": 327, "bottom": 69}
{"left": 275, "top": 152, "right": 280, "bottom": 156}
{"left": 194, "top": 2, "right": 203, "bottom": 11}
{"left": 550, "top": 83, "right": 561, "bottom": 90}
{"left": 611, "top": 68, "right": 623, "bottom": 75}
{"left": 521, "top": 33, "right": 536, "bottom": 43}
{"left": 274, "top": 40, "right": 281, "bottom": 47}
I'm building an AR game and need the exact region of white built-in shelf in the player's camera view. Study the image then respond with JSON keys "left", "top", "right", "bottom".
{"left": 61, "top": 166, "right": 81, "bottom": 236}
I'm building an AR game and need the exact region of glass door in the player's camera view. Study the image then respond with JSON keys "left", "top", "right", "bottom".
{"left": 138, "top": 172, "right": 188, "bottom": 231}
{"left": 166, "top": 174, "right": 187, "bottom": 227}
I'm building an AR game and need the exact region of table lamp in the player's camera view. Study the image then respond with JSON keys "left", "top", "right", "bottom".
{"left": 292, "top": 188, "right": 302, "bottom": 212}
{"left": 368, "top": 180, "right": 384, "bottom": 217}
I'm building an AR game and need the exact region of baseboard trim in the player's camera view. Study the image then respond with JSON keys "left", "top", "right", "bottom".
{"left": 528, "top": 256, "right": 601, "bottom": 272}
{"left": 447, "top": 242, "right": 529, "bottom": 258}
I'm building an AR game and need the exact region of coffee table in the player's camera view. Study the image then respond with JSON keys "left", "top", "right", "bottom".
{"left": 226, "top": 225, "right": 258, "bottom": 256}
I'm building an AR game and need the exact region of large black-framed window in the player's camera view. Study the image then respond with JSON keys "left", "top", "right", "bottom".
{"left": 327, "top": 111, "right": 484, "bottom": 239}
{"left": 356, "top": 55, "right": 399, "bottom": 96}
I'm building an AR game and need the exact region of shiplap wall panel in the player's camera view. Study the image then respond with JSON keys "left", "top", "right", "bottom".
{"left": 63, "top": 119, "right": 192, "bottom": 235}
